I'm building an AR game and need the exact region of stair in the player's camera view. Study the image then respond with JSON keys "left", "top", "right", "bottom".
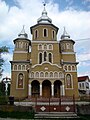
{"left": 35, "top": 112, "right": 78, "bottom": 119}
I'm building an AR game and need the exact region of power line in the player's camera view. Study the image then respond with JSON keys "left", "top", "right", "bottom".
{"left": 75, "top": 38, "right": 90, "bottom": 41}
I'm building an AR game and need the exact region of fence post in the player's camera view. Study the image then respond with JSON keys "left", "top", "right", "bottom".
{"left": 49, "top": 97, "right": 50, "bottom": 112}
{"left": 73, "top": 94, "right": 75, "bottom": 112}
{"left": 59, "top": 96, "right": 61, "bottom": 112}
{"left": 35, "top": 97, "right": 37, "bottom": 112}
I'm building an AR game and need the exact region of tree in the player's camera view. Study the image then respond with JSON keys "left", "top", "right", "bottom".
{"left": 0, "top": 46, "right": 9, "bottom": 77}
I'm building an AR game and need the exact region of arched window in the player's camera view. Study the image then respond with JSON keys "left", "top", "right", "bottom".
{"left": 40, "top": 72, "right": 44, "bottom": 77}
{"left": 66, "top": 74, "right": 72, "bottom": 88}
{"left": 38, "top": 44, "right": 42, "bottom": 50}
{"left": 35, "top": 72, "right": 39, "bottom": 78}
{"left": 54, "top": 72, "right": 58, "bottom": 78}
{"left": 39, "top": 53, "right": 42, "bottom": 64}
{"left": 44, "top": 51, "right": 47, "bottom": 61}
{"left": 22, "top": 65, "right": 25, "bottom": 70}
{"left": 45, "top": 72, "right": 48, "bottom": 77}
{"left": 43, "top": 28, "right": 47, "bottom": 37}
{"left": 72, "top": 66, "right": 75, "bottom": 71}
{"left": 31, "top": 72, "right": 34, "bottom": 78}
{"left": 34, "top": 30, "right": 38, "bottom": 39}
{"left": 64, "top": 65, "right": 67, "bottom": 71}
{"left": 52, "top": 30, "right": 55, "bottom": 39}
{"left": 18, "top": 65, "right": 21, "bottom": 70}
{"left": 48, "top": 44, "right": 53, "bottom": 50}
{"left": 17, "top": 73, "right": 24, "bottom": 88}
{"left": 48, "top": 53, "right": 52, "bottom": 63}
{"left": 68, "top": 66, "right": 71, "bottom": 71}
{"left": 14, "top": 65, "right": 17, "bottom": 70}
{"left": 50, "top": 72, "right": 53, "bottom": 78}
{"left": 44, "top": 44, "right": 47, "bottom": 50}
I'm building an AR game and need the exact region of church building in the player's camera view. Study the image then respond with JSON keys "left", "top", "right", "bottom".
{"left": 10, "top": 5, "right": 79, "bottom": 99}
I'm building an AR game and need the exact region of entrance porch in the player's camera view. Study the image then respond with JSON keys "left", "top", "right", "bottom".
{"left": 28, "top": 80, "right": 65, "bottom": 98}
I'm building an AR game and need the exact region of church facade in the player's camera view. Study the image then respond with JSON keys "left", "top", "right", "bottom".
{"left": 10, "top": 6, "right": 79, "bottom": 99}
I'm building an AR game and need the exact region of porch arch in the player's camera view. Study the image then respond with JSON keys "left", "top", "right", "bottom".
{"left": 31, "top": 80, "right": 40, "bottom": 97}
{"left": 54, "top": 80, "right": 62, "bottom": 97}
{"left": 42, "top": 80, "right": 51, "bottom": 97}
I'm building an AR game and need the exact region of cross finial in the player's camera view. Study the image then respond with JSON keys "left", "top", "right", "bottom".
{"left": 43, "top": 0, "right": 46, "bottom": 7}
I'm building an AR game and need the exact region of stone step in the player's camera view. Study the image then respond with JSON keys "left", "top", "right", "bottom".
{"left": 35, "top": 112, "right": 78, "bottom": 119}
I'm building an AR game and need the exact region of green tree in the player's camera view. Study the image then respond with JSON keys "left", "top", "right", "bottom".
{"left": 0, "top": 46, "right": 9, "bottom": 77}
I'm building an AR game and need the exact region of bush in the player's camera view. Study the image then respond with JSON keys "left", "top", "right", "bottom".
{"left": 0, "top": 110, "right": 34, "bottom": 119}
{"left": 0, "top": 96, "right": 8, "bottom": 105}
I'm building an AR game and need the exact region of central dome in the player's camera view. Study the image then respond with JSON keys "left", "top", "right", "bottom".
{"left": 37, "top": 4, "right": 52, "bottom": 24}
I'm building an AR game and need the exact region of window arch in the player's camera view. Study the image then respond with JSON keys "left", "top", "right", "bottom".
{"left": 40, "top": 72, "right": 44, "bottom": 77}
{"left": 43, "top": 28, "right": 48, "bottom": 37}
{"left": 50, "top": 72, "right": 53, "bottom": 78}
{"left": 17, "top": 73, "right": 24, "bottom": 89}
{"left": 38, "top": 44, "right": 42, "bottom": 50}
{"left": 54, "top": 72, "right": 58, "bottom": 78}
{"left": 14, "top": 65, "right": 17, "bottom": 70}
{"left": 18, "top": 65, "right": 21, "bottom": 70}
{"left": 52, "top": 30, "right": 55, "bottom": 39}
{"left": 72, "top": 65, "right": 75, "bottom": 71}
{"left": 64, "top": 65, "right": 67, "bottom": 71}
{"left": 68, "top": 66, "right": 71, "bottom": 71}
{"left": 22, "top": 65, "right": 25, "bottom": 70}
{"left": 44, "top": 51, "right": 47, "bottom": 61}
{"left": 66, "top": 74, "right": 72, "bottom": 88}
{"left": 45, "top": 72, "right": 48, "bottom": 77}
{"left": 39, "top": 53, "right": 42, "bottom": 64}
{"left": 35, "top": 72, "right": 39, "bottom": 78}
{"left": 31, "top": 72, "right": 34, "bottom": 78}
{"left": 44, "top": 44, "right": 47, "bottom": 50}
{"left": 48, "top": 44, "right": 53, "bottom": 50}
{"left": 48, "top": 53, "right": 52, "bottom": 63}
{"left": 34, "top": 29, "right": 38, "bottom": 39}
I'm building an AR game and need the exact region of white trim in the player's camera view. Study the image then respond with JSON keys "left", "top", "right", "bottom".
{"left": 62, "top": 52, "right": 76, "bottom": 54}
{"left": 32, "top": 41, "right": 59, "bottom": 43}
{"left": 14, "top": 51, "right": 28, "bottom": 53}
{"left": 32, "top": 61, "right": 61, "bottom": 68}
{"left": 29, "top": 71, "right": 64, "bottom": 79}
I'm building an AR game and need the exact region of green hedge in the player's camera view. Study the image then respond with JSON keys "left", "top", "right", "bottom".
{"left": 0, "top": 110, "right": 34, "bottom": 119}
{"left": 0, "top": 96, "right": 8, "bottom": 105}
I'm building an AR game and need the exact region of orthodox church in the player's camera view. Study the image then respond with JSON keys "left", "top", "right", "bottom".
{"left": 10, "top": 5, "right": 79, "bottom": 99}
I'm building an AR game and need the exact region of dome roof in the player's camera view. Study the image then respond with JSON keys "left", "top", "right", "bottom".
{"left": 61, "top": 27, "right": 70, "bottom": 40}
{"left": 37, "top": 4, "right": 52, "bottom": 24}
{"left": 18, "top": 26, "right": 28, "bottom": 39}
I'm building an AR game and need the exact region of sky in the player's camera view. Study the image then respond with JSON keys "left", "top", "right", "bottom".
{"left": 0, "top": 0, "right": 90, "bottom": 80}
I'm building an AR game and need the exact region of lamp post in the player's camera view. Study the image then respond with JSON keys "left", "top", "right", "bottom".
{"left": 2, "top": 76, "right": 11, "bottom": 96}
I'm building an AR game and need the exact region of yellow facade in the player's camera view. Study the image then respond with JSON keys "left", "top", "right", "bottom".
{"left": 10, "top": 6, "right": 79, "bottom": 99}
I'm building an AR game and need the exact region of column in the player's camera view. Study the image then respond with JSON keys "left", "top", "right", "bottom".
{"left": 60, "top": 85, "right": 65, "bottom": 96}
{"left": 51, "top": 83, "right": 54, "bottom": 97}
{"left": 40, "top": 84, "right": 42, "bottom": 96}
{"left": 28, "top": 84, "right": 31, "bottom": 96}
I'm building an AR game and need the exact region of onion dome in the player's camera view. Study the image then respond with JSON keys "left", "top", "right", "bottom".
{"left": 18, "top": 25, "right": 28, "bottom": 39}
{"left": 61, "top": 27, "right": 70, "bottom": 40}
{"left": 37, "top": 4, "right": 52, "bottom": 24}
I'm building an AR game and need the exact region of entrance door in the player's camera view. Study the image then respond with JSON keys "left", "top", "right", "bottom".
{"left": 42, "top": 80, "right": 51, "bottom": 97}
{"left": 54, "top": 80, "right": 62, "bottom": 97}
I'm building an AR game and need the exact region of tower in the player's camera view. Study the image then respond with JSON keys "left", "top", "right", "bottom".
{"left": 10, "top": 26, "right": 31, "bottom": 98}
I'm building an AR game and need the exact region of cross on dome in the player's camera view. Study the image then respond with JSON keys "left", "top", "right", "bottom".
{"left": 37, "top": 2, "right": 52, "bottom": 24}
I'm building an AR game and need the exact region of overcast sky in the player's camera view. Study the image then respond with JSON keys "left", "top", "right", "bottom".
{"left": 0, "top": 0, "right": 90, "bottom": 79}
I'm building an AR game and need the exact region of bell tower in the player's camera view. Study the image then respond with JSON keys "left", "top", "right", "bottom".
{"left": 10, "top": 26, "right": 31, "bottom": 98}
